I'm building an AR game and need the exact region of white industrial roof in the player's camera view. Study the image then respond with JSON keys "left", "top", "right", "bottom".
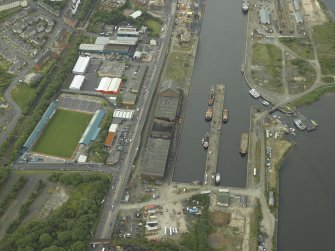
{"left": 72, "top": 56, "right": 90, "bottom": 74}
{"left": 129, "top": 10, "right": 142, "bottom": 19}
{"left": 109, "top": 124, "right": 118, "bottom": 132}
{"left": 113, "top": 109, "right": 134, "bottom": 119}
{"left": 95, "top": 36, "right": 110, "bottom": 45}
{"left": 107, "top": 78, "right": 122, "bottom": 93}
{"left": 78, "top": 154, "right": 87, "bottom": 163}
{"left": 69, "top": 75, "right": 85, "bottom": 90}
{"left": 96, "top": 77, "right": 112, "bottom": 91}
{"left": 150, "top": 39, "right": 157, "bottom": 46}
{"left": 79, "top": 44, "right": 105, "bottom": 51}
{"left": 109, "top": 39, "right": 137, "bottom": 46}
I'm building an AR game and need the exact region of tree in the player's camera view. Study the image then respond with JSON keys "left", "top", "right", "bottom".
{"left": 39, "top": 233, "right": 53, "bottom": 248}
{"left": 116, "top": 93, "right": 123, "bottom": 107}
{"left": 68, "top": 241, "right": 86, "bottom": 251}
{"left": 41, "top": 246, "right": 65, "bottom": 251}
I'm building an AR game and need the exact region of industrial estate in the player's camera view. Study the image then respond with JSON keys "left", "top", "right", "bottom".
{"left": 0, "top": 0, "right": 334, "bottom": 250}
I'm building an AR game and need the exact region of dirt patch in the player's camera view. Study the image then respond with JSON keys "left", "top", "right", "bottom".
{"left": 209, "top": 211, "right": 231, "bottom": 227}
{"left": 301, "top": 0, "right": 327, "bottom": 26}
{"left": 208, "top": 232, "right": 234, "bottom": 250}
{"left": 38, "top": 185, "right": 70, "bottom": 218}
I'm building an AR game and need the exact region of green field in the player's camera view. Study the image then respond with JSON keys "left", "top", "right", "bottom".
{"left": 11, "top": 84, "right": 36, "bottom": 111}
{"left": 145, "top": 19, "right": 161, "bottom": 37}
{"left": 33, "top": 109, "right": 92, "bottom": 158}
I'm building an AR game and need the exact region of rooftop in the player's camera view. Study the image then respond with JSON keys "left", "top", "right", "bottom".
{"left": 141, "top": 138, "right": 171, "bottom": 178}
{"left": 98, "top": 61, "right": 125, "bottom": 78}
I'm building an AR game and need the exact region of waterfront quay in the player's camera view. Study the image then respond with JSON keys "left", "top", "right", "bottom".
{"left": 205, "top": 84, "right": 224, "bottom": 185}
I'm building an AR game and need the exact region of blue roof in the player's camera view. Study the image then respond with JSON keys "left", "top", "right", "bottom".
{"left": 23, "top": 101, "right": 57, "bottom": 150}
{"left": 92, "top": 128, "right": 101, "bottom": 141}
{"left": 79, "top": 110, "right": 105, "bottom": 145}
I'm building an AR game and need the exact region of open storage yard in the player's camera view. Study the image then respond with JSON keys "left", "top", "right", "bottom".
{"left": 33, "top": 109, "right": 92, "bottom": 158}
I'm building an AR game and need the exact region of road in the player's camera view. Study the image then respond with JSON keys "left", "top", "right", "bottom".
{"left": 93, "top": 0, "right": 177, "bottom": 241}
{"left": 12, "top": 162, "right": 118, "bottom": 174}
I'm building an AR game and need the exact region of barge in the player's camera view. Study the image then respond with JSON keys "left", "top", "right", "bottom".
{"left": 239, "top": 133, "right": 249, "bottom": 156}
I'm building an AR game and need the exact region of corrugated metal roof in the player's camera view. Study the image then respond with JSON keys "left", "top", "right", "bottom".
{"left": 69, "top": 75, "right": 85, "bottom": 90}
{"left": 259, "top": 8, "right": 270, "bottom": 24}
{"left": 79, "top": 110, "right": 105, "bottom": 145}
{"left": 79, "top": 44, "right": 105, "bottom": 51}
{"left": 23, "top": 101, "right": 57, "bottom": 150}
{"left": 104, "top": 131, "right": 115, "bottom": 146}
{"left": 113, "top": 109, "right": 134, "bottom": 119}
{"left": 109, "top": 124, "right": 118, "bottom": 132}
{"left": 95, "top": 36, "right": 110, "bottom": 45}
{"left": 72, "top": 56, "right": 90, "bottom": 74}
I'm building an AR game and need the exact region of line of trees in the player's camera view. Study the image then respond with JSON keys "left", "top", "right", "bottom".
{"left": 6, "top": 180, "right": 46, "bottom": 234}
{"left": 0, "top": 173, "right": 110, "bottom": 251}
{"left": 0, "top": 176, "right": 28, "bottom": 218}
{"left": 0, "top": 167, "right": 10, "bottom": 189}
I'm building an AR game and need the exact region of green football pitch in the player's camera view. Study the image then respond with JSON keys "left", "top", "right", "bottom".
{"left": 33, "top": 109, "right": 92, "bottom": 158}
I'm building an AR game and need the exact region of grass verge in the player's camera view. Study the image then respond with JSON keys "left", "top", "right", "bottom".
{"left": 33, "top": 109, "right": 92, "bottom": 158}
{"left": 279, "top": 38, "right": 314, "bottom": 59}
{"left": 289, "top": 85, "right": 335, "bottom": 107}
{"left": 252, "top": 43, "right": 283, "bottom": 93}
{"left": 11, "top": 84, "right": 37, "bottom": 111}
{"left": 146, "top": 19, "right": 162, "bottom": 37}
{"left": 313, "top": 22, "right": 335, "bottom": 75}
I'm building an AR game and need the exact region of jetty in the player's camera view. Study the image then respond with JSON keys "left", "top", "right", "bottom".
{"left": 204, "top": 84, "right": 224, "bottom": 185}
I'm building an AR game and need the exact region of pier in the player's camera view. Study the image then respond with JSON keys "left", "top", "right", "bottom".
{"left": 204, "top": 84, "right": 225, "bottom": 185}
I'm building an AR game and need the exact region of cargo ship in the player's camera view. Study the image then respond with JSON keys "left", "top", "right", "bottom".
{"left": 215, "top": 172, "right": 220, "bottom": 185}
{"left": 249, "top": 88, "right": 260, "bottom": 99}
{"left": 208, "top": 86, "right": 215, "bottom": 106}
{"left": 242, "top": 2, "right": 249, "bottom": 13}
{"left": 205, "top": 108, "right": 213, "bottom": 121}
{"left": 222, "top": 108, "right": 229, "bottom": 123}
{"left": 202, "top": 132, "right": 209, "bottom": 150}
{"left": 294, "top": 118, "right": 306, "bottom": 131}
{"left": 239, "top": 133, "right": 249, "bottom": 156}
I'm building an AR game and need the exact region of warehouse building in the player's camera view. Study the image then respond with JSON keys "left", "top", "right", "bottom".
{"left": 79, "top": 110, "right": 105, "bottom": 145}
{"left": 72, "top": 56, "right": 90, "bottom": 74}
{"left": 79, "top": 44, "right": 104, "bottom": 54}
{"left": 109, "top": 36, "right": 138, "bottom": 46}
{"left": 96, "top": 77, "right": 122, "bottom": 94}
{"left": 117, "top": 27, "right": 140, "bottom": 38}
{"left": 95, "top": 36, "right": 110, "bottom": 45}
{"left": 98, "top": 61, "right": 125, "bottom": 78}
{"left": 104, "top": 124, "right": 118, "bottom": 147}
{"left": 113, "top": 109, "right": 134, "bottom": 119}
{"left": 141, "top": 138, "right": 171, "bottom": 180}
{"left": 69, "top": 75, "right": 85, "bottom": 90}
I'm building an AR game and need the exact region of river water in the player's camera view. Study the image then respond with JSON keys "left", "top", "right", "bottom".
{"left": 172, "top": 0, "right": 335, "bottom": 249}
{"left": 278, "top": 1, "right": 335, "bottom": 250}
{"left": 173, "top": 0, "right": 259, "bottom": 187}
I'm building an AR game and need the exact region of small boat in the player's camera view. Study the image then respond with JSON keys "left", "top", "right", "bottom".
{"left": 215, "top": 172, "right": 220, "bottom": 185}
{"left": 205, "top": 108, "right": 213, "bottom": 121}
{"left": 294, "top": 118, "right": 306, "bottom": 131}
{"left": 208, "top": 86, "right": 215, "bottom": 106}
{"left": 203, "top": 132, "right": 209, "bottom": 150}
{"left": 222, "top": 108, "right": 229, "bottom": 123}
{"left": 310, "top": 119, "right": 318, "bottom": 127}
{"left": 249, "top": 88, "right": 260, "bottom": 99}
{"left": 242, "top": 2, "right": 249, "bottom": 13}
{"left": 262, "top": 100, "right": 270, "bottom": 106}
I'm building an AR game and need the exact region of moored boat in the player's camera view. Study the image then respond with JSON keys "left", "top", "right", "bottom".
{"left": 203, "top": 132, "right": 209, "bottom": 150}
{"left": 249, "top": 88, "right": 260, "bottom": 99}
{"left": 222, "top": 108, "right": 229, "bottom": 123}
{"left": 242, "top": 2, "right": 249, "bottom": 13}
{"left": 208, "top": 86, "right": 215, "bottom": 106}
{"left": 294, "top": 118, "right": 306, "bottom": 131}
{"left": 240, "top": 133, "right": 249, "bottom": 155}
{"left": 205, "top": 108, "right": 213, "bottom": 121}
{"left": 262, "top": 100, "right": 270, "bottom": 106}
{"left": 215, "top": 172, "right": 220, "bottom": 185}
